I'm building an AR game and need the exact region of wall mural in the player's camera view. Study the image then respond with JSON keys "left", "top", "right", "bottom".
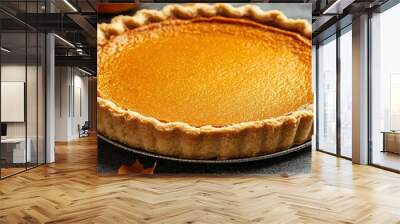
{"left": 96, "top": 2, "right": 313, "bottom": 175}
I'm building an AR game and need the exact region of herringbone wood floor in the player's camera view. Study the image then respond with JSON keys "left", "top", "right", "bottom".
{"left": 1, "top": 135, "right": 400, "bottom": 224}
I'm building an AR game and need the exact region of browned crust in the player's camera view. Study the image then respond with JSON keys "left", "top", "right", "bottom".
{"left": 97, "top": 3, "right": 313, "bottom": 159}
{"left": 98, "top": 97, "right": 313, "bottom": 159}
{"left": 97, "top": 3, "right": 311, "bottom": 46}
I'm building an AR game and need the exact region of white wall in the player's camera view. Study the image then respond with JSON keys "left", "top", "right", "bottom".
{"left": 71, "top": 73, "right": 89, "bottom": 138}
{"left": 54, "top": 67, "right": 89, "bottom": 141}
{"left": 1, "top": 65, "right": 25, "bottom": 138}
{"left": 1, "top": 65, "right": 40, "bottom": 138}
{"left": 55, "top": 66, "right": 69, "bottom": 141}
{"left": 1, "top": 63, "right": 46, "bottom": 163}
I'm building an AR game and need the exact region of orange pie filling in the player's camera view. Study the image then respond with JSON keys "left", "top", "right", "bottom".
{"left": 98, "top": 17, "right": 312, "bottom": 127}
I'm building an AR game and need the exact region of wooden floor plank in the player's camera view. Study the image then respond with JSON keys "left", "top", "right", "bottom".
{"left": 0, "top": 135, "right": 400, "bottom": 223}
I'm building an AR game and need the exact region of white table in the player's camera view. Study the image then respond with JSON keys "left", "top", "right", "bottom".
{"left": 1, "top": 138, "right": 31, "bottom": 163}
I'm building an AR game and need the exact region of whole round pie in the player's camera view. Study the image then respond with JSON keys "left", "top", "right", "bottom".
{"left": 97, "top": 3, "right": 313, "bottom": 160}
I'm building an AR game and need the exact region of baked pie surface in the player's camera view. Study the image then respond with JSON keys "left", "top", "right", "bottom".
{"left": 97, "top": 3, "right": 313, "bottom": 159}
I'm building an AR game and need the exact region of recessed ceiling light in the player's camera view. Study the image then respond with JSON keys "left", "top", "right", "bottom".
{"left": 1, "top": 47, "right": 11, "bottom": 53}
{"left": 63, "top": 0, "right": 78, "bottom": 12}
{"left": 322, "top": 0, "right": 354, "bottom": 15}
{"left": 78, "top": 67, "right": 93, "bottom": 76}
{"left": 54, "top": 34, "right": 75, "bottom": 48}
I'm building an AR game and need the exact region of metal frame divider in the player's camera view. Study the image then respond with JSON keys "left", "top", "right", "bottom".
{"left": 315, "top": 44, "right": 319, "bottom": 151}
{"left": 367, "top": 10, "right": 373, "bottom": 165}
{"left": 336, "top": 20, "right": 341, "bottom": 157}
{"left": 0, "top": 24, "right": 2, "bottom": 179}
{"left": 25, "top": 0, "right": 28, "bottom": 172}
{"left": 36, "top": 0, "right": 39, "bottom": 168}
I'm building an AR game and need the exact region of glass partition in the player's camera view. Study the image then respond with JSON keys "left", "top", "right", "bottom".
{"left": 0, "top": 1, "right": 46, "bottom": 179}
{"left": 0, "top": 30, "right": 28, "bottom": 177}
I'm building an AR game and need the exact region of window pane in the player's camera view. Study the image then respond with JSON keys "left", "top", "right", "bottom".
{"left": 371, "top": 4, "right": 400, "bottom": 171}
{"left": 317, "top": 37, "right": 337, "bottom": 154}
{"left": 340, "top": 28, "right": 352, "bottom": 158}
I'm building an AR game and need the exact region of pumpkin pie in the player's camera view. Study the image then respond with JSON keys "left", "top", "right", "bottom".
{"left": 97, "top": 3, "right": 313, "bottom": 160}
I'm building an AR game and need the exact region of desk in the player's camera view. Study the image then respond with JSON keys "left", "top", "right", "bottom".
{"left": 1, "top": 138, "right": 31, "bottom": 163}
{"left": 382, "top": 131, "right": 400, "bottom": 154}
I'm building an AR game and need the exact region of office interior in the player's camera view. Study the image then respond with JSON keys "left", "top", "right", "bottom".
{"left": 0, "top": 0, "right": 398, "bottom": 177}
{"left": 0, "top": 0, "right": 399, "bottom": 222}
{"left": 0, "top": 0, "right": 96, "bottom": 179}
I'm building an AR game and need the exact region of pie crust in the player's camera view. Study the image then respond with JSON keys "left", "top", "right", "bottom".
{"left": 97, "top": 3, "right": 313, "bottom": 160}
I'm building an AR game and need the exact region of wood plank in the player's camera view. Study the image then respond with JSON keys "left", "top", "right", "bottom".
{"left": 0, "top": 135, "right": 399, "bottom": 223}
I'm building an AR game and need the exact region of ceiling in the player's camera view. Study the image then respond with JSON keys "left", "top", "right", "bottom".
{"left": 0, "top": 0, "right": 396, "bottom": 73}
{"left": 0, "top": 0, "right": 96, "bottom": 14}
{"left": 97, "top": 0, "right": 392, "bottom": 42}
{"left": 0, "top": 0, "right": 96, "bottom": 73}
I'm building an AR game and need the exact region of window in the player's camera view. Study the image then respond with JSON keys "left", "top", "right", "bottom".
{"left": 371, "top": 3, "right": 400, "bottom": 171}
{"left": 317, "top": 36, "right": 337, "bottom": 154}
{"left": 339, "top": 27, "right": 352, "bottom": 158}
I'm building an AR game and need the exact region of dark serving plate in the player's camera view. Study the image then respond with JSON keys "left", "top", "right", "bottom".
{"left": 97, "top": 134, "right": 311, "bottom": 164}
